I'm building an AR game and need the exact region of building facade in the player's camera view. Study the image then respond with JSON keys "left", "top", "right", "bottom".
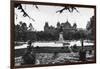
{"left": 44, "top": 20, "right": 77, "bottom": 34}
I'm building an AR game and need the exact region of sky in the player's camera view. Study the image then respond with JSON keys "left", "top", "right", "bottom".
{"left": 15, "top": 4, "right": 94, "bottom": 31}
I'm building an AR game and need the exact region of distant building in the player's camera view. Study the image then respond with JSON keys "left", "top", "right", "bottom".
{"left": 28, "top": 23, "right": 34, "bottom": 31}
{"left": 57, "top": 22, "right": 61, "bottom": 29}
{"left": 44, "top": 20, "right": 77, "bottom": 34}
{"left": 44, "top": 22, "right": 56, "bottom": 35}
{"left": 61, "top": 20, "right": 77, "bottom": 33}
{"left": 44, "top": 22, "right": 50, "bottom": 32}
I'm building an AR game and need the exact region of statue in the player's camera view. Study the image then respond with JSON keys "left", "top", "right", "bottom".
{"left": 58, "top": 25, "right": 64, "bottom": 42}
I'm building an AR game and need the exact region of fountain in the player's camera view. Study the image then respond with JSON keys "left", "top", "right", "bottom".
{"left": 57, "top": 25, "right": 65, "bottom": 43}
{"left": 58, "top": 25, "right": 74, "bottom": 54}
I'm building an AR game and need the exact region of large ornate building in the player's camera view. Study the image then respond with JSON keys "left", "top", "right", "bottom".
{"left": 60, "top": 20, "right": 77, "bottom": 33}
{"left": 44, "top": 22, "right": 56, "bottom": 35}
{"left": 44, "top": 20, "right": 77, "bottom": 34}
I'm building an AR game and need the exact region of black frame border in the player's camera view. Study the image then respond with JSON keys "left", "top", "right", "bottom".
{"left": 10, "top": 1, "right": 96, "bottom": 69}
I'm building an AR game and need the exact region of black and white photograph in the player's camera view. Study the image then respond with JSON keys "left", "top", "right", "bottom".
{"left": 11, "top": 1, "right": 96, "bottom": 68}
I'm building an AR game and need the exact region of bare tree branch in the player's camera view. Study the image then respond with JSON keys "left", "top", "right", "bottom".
{"left": 15, "top": 3, "right": 35, "bottom": 21}
{"left": 56, "top": 6, "right": 79, "bottom": 14}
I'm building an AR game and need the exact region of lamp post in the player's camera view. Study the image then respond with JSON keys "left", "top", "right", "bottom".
{"left": 79, "top": 30, "right": 86, "bottom": 61}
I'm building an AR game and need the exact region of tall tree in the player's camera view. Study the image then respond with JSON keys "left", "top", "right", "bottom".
{"left": 86, "top": 16, "right": 95, "bottom": 40}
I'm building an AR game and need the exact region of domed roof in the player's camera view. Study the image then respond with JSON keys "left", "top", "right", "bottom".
{"left": 65, "top": 20, "right": 71, "bottom": 27}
